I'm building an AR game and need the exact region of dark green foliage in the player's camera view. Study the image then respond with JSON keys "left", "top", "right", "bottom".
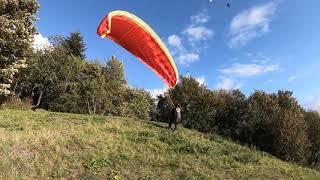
{"left": 14, "top": 32, "right": 151, "bottom": 120}
{"left": 244, "top": 90, "right": 309, "bottom": 164}
{"left": 304, "top": 110, "right": 320, "bottom": 165}
{"left": 16, "top": 41, "right": 86, "bottom": 111}
{"left": 166, "top": 76, "right": 246, "bottom": 136}
{"left": 213, "top": 89, "right": 247, "bottom": 139}
{"left": 169, "top": 76, "right": 217, "bottom": 132}
{"left": 155, "top": 94, "right": 173, "bottom": 123}
{"left": 156, "top": 76, "right": 317, "bottom": 166}
{"left": 62, "top": 32, "right": 86, "bottom": 59}
{"left": 121, "top": 89, "right": 151, "bottom": 120}
{"left": 0, "top": 0, "right": 39, "bottom": 103}
{"left": 104, "top": 56, "right": 127, "bottom": 87}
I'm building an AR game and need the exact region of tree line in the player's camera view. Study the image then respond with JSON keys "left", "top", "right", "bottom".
{"left": 1, "top": 0, "right": 320, "bottom": 169}
{"left": 13, "top": 33, "right": 151, "bottom": 120}
{"left": 155, "top": 76, "right": 320, "bottom": 166}
{"left": 0, "top": 0, "right": 150, "bottom": 121}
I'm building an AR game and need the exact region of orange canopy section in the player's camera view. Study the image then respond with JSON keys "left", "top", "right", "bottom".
{"left": 97, "top": 10, "right": 179, "bottom": 88}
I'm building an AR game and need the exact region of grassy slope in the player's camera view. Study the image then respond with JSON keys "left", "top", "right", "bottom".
{"left": 0, "top": 109, "right": 319, "bottom": 179}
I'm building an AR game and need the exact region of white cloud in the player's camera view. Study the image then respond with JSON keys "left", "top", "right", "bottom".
{"left": 306, "top": 96, "right": 320, "bottom": 113}
{"left": 191, "top": 12, "right": 210, "bottom": 24}
{"left": 32, "top": 33, "right": 51, "bottom": 51}
{"left": 228, "top": 2, "right": 277, "bottom": 48}
{"left": 146, "top": 87, "right": 168, "bottom": 99}
{"left": 196, "top": 76, "right": 206, "bottom": 85}
{"left": 167, "top": 11, "right": 213, "bottom": 66}
{"left": 220, "top": 63, "right": 279, "bottom": 77}
{"left": 216, "top": 77, "right": 242, "bottom": 90}
{"left": 167, "top": 35, "right": 200, "bottom": 65}
{"left": 177, "top": 53, "right": 200, "bottom": 65}
{"left": 216, "top": 53, "right": 280, "bottom": 89}
{"left": 168, "top": 34, "right": 182, "bottom": 48}
{"left": 183, "top": 26, "right": 214, "bottom": 42}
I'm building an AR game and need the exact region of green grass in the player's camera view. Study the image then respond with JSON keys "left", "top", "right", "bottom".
{"left": 0, "top": 109, "right": 319, "bottom": 179}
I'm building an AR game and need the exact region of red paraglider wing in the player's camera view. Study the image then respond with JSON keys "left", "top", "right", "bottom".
{"left": 97, "top": 11, "right": 179, "bottom": 88}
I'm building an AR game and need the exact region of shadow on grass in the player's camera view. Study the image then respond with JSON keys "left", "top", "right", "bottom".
{"left": 146, "top": 121, "right": 169, "bottom": 129}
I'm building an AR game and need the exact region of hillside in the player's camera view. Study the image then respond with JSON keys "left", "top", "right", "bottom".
{"left": 0, "top": 109, "right": 319, "bottom": 179}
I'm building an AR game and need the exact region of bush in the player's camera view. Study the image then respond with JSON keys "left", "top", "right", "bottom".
{"left": 154, "top": 94, "right": 173, "bottom": 123}
{"left": 304, "top": 110, "right": 320, "bottom": 165}
{"left": 2, "top": 96, "right": 32, "bottom": 110}
{"left": 157, "top": 79, "right": 313, "bottom": 165}
{"left": 168, "top": 77, "right": 247, "bottom": 136}
{"left": 14, "top": 36, "right": 152, "bottom": 120}
{"left": 169, "top": 76, "right": 216, "bottom": 133}
{"left": 121, "top": 89, "right": 151, "bottom": 120}
{"left": 213, "top": 89, "right": 247, "bottom": 139}
{"left": 244, "top": 90, "right": 309, "bottom": 164}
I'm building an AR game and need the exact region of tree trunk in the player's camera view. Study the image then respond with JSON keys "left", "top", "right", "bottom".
{"left": 93, "top": 96, "right": 96, "bottom": 115}
{"left": 31, "top": 90, "right": 43, "bottom": 111}
{"left": 86, "top": 97, "right": 92, "bottom": 115}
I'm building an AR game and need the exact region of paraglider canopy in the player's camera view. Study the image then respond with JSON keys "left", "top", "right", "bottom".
{"left": 97, "top": 10, "right": 179, "bottom": 88}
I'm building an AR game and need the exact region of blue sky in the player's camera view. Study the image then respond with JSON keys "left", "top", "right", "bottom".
{"left": 34, "top": 0, "right": 320, "bottom": 111}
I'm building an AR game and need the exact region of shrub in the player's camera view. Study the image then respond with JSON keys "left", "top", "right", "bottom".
{"left": 169, "top": 76, "right": 216, "bottom": 133}
{"left": 213, "top": 89, "right": 247, "bottom": 139}
{"left": 121, "top": 89, "right": 151, "bottom": 120}
{"left": 304, "top": 110, "right": 320, "bottom": 165}
{"left": 245, "top": 90, "right": 309, "bottom": 164}
{"left": 2, "top": 97, "right": 32, "bottom": 110}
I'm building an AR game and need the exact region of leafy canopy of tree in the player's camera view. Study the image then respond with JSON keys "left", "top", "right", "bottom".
{"left": 304, "top": 111, "right": 320, "bottom": 165}
{"left": 155, "top": 76, "right": 320, "bottom": 166}
{"left": 61, "top": 32, "right": 86, "bottom": 59}
{"left": 0, "top": 0, "right": 39, "bottom": 103}
{"left": 14, "top": 32, "right": 151, "bottom": 120}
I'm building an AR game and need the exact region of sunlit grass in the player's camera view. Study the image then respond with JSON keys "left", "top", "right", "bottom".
{"left": 0, "top": 109, "right": 319, "bottom": 179}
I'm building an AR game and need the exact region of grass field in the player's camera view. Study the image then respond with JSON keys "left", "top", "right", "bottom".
{"left": 0, "top": 109, "right": 319, "bottom": 179}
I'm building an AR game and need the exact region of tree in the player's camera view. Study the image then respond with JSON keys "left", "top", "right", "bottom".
{"left": 0, "top": 0, "right": 39, "bottom": 104}
{"left": 169, "top": 76, "right": 217, "bottom": 132}
{"left": 104, "top": 56, "right": 127, "bottom": 87}
{"left": 214, "top": 89, "right": 247, "bottom": 139}
{"left": 62, "top": 32, "right": 86, "bottom": 59}
{"left": 78, "top": 62, "right": 108, "bottom": 115}
{"left": 121, "top": 88, "right": 151, "bottom": 120}
{"left": 100, "top": 56, "right": 128, "bottom": 115}
{"left": 245, "top": 90, "right": 309, "bottom": 164}
{"left": 167, "top": 76, "right": 247, "bottom": 135}
{"left": 16, "top": 36, "right": 86, "bottom": 110}
{"left": 275, "top": 91, "right": 309, "bottom": 164}
{"left": 304, "top": 110, "right": 320, "bottom": 165}
{"left": 156, "top": 93, "right": 173, "bottom": 123}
